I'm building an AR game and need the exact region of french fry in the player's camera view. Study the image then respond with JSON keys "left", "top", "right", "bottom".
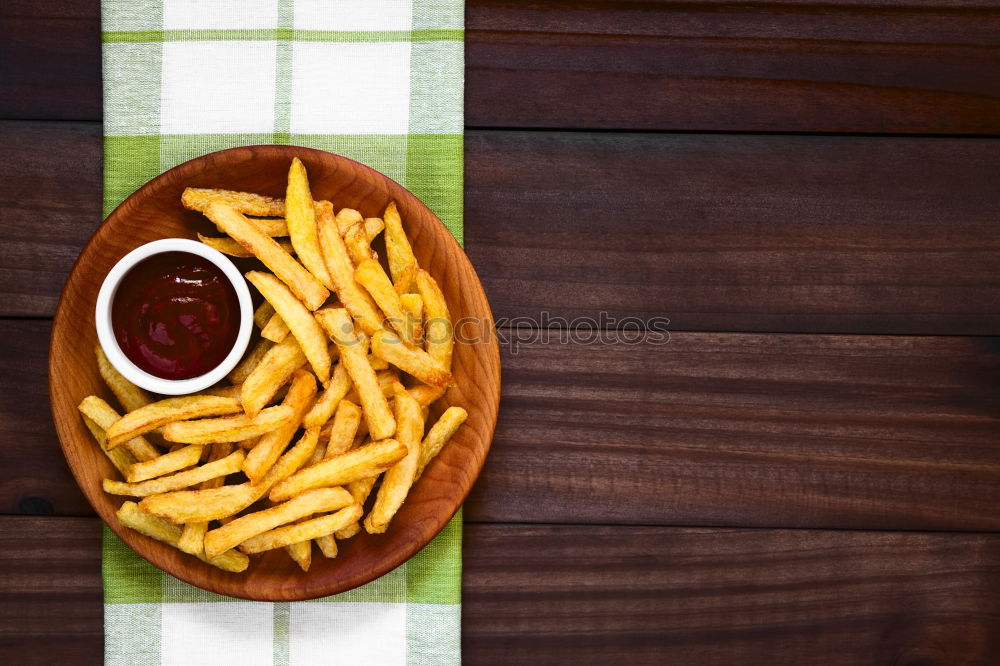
{"left": 260, "top": 312, "right": 290, "bottom": 343}
{"left": 161, "top": 404, "right": 294, "bottom": 444}
{"left": 393, "top": 263, "right": 416, "bottom": 295}
{"left": 354, "top": 258, "right": 418, "bottom": 345}
{"left": 416, "top": 406, "right": 468, "bottom": 479}
{"left": 325, "top": 400, "right": 362, "bottom": 457}
{"left": 205, "top": 201, "right": 329, "bottom": 311}
{"left": 269, "top": 439, "right": 406, "bottom": 503}
{"left": 227, "top": 338, "right": 273, "bottom": 384}
{"left": 316, "top": 203, "right": 385, "bottom": 335}
{"left": 257, "top": 426, "right": 322, "bottom": 492}
{"left": 415, "top": 269, "right": 453, "bottom": 370}
{"left": 182, "top": 187, "right": 286, "bottom": 217}
{"left": 367, "top": 354, "right": 390, "bottom": 371}
{"left": 364, "top": 217, "right": 385, "bottom": 241}
{"left": 95, "top": 345, "right": 150, "bottom": 412}
{"left": 197, "top": 233, "right": 294, "bottom": 259}
{"left": 400, "top": 293, "right": 424, "bottom": 342}
{"left": 383, "top": 201, "right": 417, "bottom": 283}
{"left": 245, "top": 217, "right": 290, "bottom": 237}
{"left": 246, "top": 271, "right": 330, "bottom": 383}
{"left": 82, "top": 415, "right": 134, "bottom": 477}
{"left": 117, "top": 501, "right": 249, "bottom": 573}
{"left": 370, "top": 330, "right": 452, "bottom": 388}
{"left": 201, "top": 384, "right": 243, "bottom": 400}
{"left": 343, "top": 222, "right": 377, "bottom": 265}
{"left": 364, "top": 383, "right": 423, "bottom": 534}
{"left": 347, "top": 473, "right": 377, "bottom": 506}
{"left": 344, "top": 369, "right": 395, "bottom": 404}
{"left": 285, "top": 157, "right": 334, "bottom": 289}
{"left": 78, "top": 396, "right": 159, "bottom": 461}
{"left": 335, "top": 207, "right": 363, "bottom": 234}
{"left": 240, "top": 505, "right": 363, "bottom": 554}
{"left": 127, "top": 444, "right": 203, "bottom": 483}
{"left": 407, "top": 384, "right": 445, "bottom": 408}
{"left": 177, "top": 443, "right": 233, "bottom": 555}
{"left": 334, "top": 521, "right": 361, "bottom": 540}
{"left": 302, "top": 362, "right": 351, "bottom": 428}
{"left": 241, "top": 335, "right": 306, "bottom": 418}
{"left": 242, "top": 370, "right": 316, "bottom": 483}
{"left": 285, "top": 540, "right": 312, "bottom": 572}
{"left": 316, "top": 533, "right": 338, "bottom": 558}
{"left": 204, "top": 487, "right": 353, "bottom": 559}
{"left": 140, "top": 482, "right": 261, "bottom": 523}
{"left": 103, "top": 450, "right": 245, "bottom": 497}
{"left": 253, "top": 302, "right": 276, "bottom": 328}
{"left": 104, "top": 395, "right": 242, "bottom": 450}
{"left": 316, "top": 308, "right": 395, "bottom": 440}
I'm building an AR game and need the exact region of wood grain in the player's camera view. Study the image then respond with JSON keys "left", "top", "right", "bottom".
{"left": 4, "top": 121, "right": 1000, "bottom": 334}
{"left": 4, "top": 516, "right": 1000, "bottom": 665}
{"left": 4, "top": 0, "right": 1000, "bottom": 133}
{"left": 48, "top": 145, "right": 500, "bottom": 600}
{"left": 12, "top": 318, "right": 1000, "bottom": 530}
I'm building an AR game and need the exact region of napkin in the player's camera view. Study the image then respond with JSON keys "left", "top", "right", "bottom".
{"left": 100, "top": 1, "right": 464, "bottom": 664}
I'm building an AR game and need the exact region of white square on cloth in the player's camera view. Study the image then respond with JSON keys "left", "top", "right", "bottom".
{"left": 160, "top": 41, "right": 277, "bottom": 134}
{"left": 163, "top": 0, "right": 279, "bottom": 30}
{"left": 290, "top": 41, "right": 411, "bottom": 135}
{"left": 293, "top": 0, "right": 413, "bottom": 31}
{"left": 290, "top": 602, "right": 407, "bottom": 664}
{"left": 160, "top": 602, "right": 274, "bottom": 666}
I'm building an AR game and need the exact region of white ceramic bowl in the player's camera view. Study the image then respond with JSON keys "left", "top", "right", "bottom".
{"left": 94, "top": 238, "right": 253, "bottom": 395}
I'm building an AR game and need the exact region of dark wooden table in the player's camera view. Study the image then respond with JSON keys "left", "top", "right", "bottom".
{"left": 3, "top": 1, "right": 1000, "bottom": 664}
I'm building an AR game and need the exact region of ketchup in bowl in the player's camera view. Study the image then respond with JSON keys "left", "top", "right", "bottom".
{"left": 111, "top": 251, "right": 240, "bottom": 380}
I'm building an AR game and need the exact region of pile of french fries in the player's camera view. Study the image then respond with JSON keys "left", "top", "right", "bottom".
{"left": 79, "top": 158, "right": 467, "bottom": 573}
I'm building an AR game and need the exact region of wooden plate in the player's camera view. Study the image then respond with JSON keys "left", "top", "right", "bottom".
{"left": 48, "top": 145, "right": 500, "bottom": 601}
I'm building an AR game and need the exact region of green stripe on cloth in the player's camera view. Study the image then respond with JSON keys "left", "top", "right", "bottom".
{"left": 101, "top": 1, "right": 465, "bottom": 664}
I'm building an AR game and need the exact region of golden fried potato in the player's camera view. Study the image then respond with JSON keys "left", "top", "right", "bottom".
{"left": 285, "top": 157, "right": 334, "bottom": 289}
{"left": 205, "top": 201, "right": 329, "bottom": 311}
{"left": 370, "top": 330, "right": 452, "bottom": 388}
{"left": 78, "top": 396, "right": 159, "bottom": 461}
{"left": 177, "top": 442, "right": 234, "bottom": 555}
{"left": 260, "top": 312, "right": 290, "bottom": 343}
{"left": 242, "top": 370, "right": 316, "bottom": 483}
{"left": 246, "top": 271, "right": 330, "bottom": 383}
{"left": 285, "top": 540, "right": 312, "bottom": 572}
{"left": 363, "top": 217, "right": 385, "bottom": 241}
{"left": 204, "top": 487, "right": 353, "bottom": 559}
{"left": 117, "top": 501, "right": 248, "bottom": 573}
{"left": 354, "top": 258, "right": 418, "bottom": 345}
{"left": 325, "top": 400, "right": 362, "bottom": 457}
{"left": 415, "top": 269, "right": 453, "bottom": 370}
{"left": 302, "top": 362, "right": 351, "bottom": 428}
{"left": 140, "top": 482, "right": 261, "bottom": 524}
{"left": 253, "top": 302, "right": 276, "bottom": 328}
{"left": 240, "top": 505, "right": 363, "bottom": 554}
{"left": 316, "top": 203, "right": 385, "bottom": 335}
{"left": 241, "top": 335, "right": 306, "bottom": 418}
{"left": 161, "top": 404, "right": 294, "bottom": 444}
{"left": 315, "top": 534, "right": 338, "bottom": 558}
{"left": 81, "top": 415, "right": 134, "bottom": 477}
{"left": 316, "top": 308, "right": 395, "bottom": 440}
{"left": 269, "top": 438, "right": 406, "bottom": 502}
{"left": 335, "top": 207, "right": 363, "bottom": 234}
{"left": 127, "top": 444, "right": 203, "bottom": 483}
{"left": 383, "top": 201, "right": 417, "bottom": 283}
{"left": 182, "top": 187, "right": 286, "bottom": 217}
{"left": 103, "top": 450, "right": 245, "bottom": 497}
{"left": 95, "top": 345, "right": 150, "bottom": 412}
{"left": 104, "top": 395, "right": 242, "bottom": 450}
{"left": 343, "top": 222, "right": 377, "bottom": 265}
{"left": 197, "top": 233, "right": 294, "bottom": 259}
{"left": 416, "top": 406, "right": 468, "bottom": 479}
{"left": 364, "top": 383, "right": 423, "bottom": 534}
{"left": 227, "top": 338, "right": 273, "bottom": 384}
{"left": 407, "top": 384, "right": 445, "bottom": 408}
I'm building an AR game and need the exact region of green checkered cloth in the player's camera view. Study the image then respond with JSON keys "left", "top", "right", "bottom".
{"left": 100, "top": 1, "right": 464, "bottom": 664}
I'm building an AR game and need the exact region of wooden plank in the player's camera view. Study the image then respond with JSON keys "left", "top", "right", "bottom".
{"left": 3, "top": 516, "right": 1000, "bottom": 665}
{"left": 8, "top": 320, "right": 1000, "bottom": 530}
{"left": 3, "top": 121, "right": 1000, "bottom": 333}
{"left": 469, "top": 131, "right": 1000, "bottom": 334}
{"left": 3, "top": 1, "right": 1000, "bottom": 133}
{"left": 0, "top": 121, "right": 102, "bottom": 318}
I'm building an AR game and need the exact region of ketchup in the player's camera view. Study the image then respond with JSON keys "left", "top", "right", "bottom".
{"left": 112, "top": 251, "right": 240, "bottom": 380}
